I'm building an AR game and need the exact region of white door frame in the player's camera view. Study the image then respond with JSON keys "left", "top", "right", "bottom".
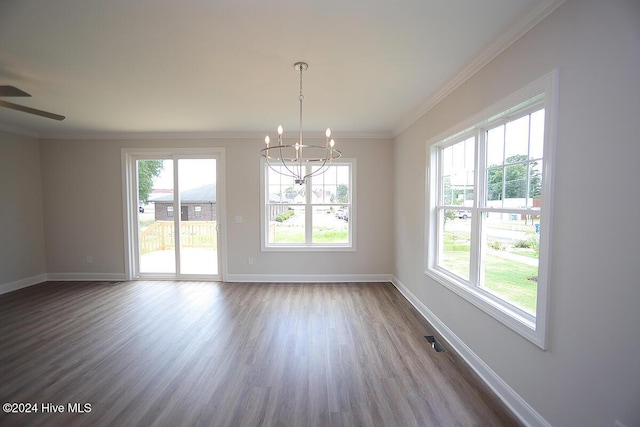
{"left": 121, "top": 147, "right": 227, "bottom": 281}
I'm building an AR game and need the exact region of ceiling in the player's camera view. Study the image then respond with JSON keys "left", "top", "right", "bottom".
{"left": 0, "top": 0, "right": 559, "bottom": 139}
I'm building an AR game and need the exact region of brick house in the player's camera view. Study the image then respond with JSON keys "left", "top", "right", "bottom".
{"left": 153, "top": 183, "right": 216, "bottom": 221}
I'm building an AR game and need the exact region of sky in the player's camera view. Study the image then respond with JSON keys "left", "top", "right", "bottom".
{"left": 153, "top": 159, "right": 217, "bottom": 191}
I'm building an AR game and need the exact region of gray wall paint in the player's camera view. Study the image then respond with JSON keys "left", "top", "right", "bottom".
{"left": 37, "top": 137, "right": 394, "bottom": 278}
{"left": 0, "top": 132, "right": 46, "bottom": 285}
{"left": 393, "top": 0, "right": 640, "bottom": 426}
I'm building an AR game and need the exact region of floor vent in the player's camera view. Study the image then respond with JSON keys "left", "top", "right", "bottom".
{"left": 424, "top": 335, "right": 446, "bottom": 352}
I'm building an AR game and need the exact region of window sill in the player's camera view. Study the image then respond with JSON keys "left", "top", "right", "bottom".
{"left": 262, "top": 244, "right": 355, "bottom": 252}
{"left": 425, "top": 267, "right": 546, "bottom": 349}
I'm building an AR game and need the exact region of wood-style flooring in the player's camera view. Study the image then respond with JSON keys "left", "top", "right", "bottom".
{"left": 0, "top": 281, "right": 520, "bottom": 426}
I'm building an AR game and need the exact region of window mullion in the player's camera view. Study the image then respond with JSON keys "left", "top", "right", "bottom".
{"left": 305, "top": 166, "right": 312, "bottom": 244}
{"left": 436, "top": 148, "right": 445, "bottom": 266}
{"left": 436, "top": 147, "right": 443, "bottom": 207}
{"left": 526, "top": 114, "right": 532, "bottom": 208}
{"left": 470, "top": 131, "right": 483, "bottom": 288}
{"left": 436, "top": 146, "right": 444, "bottom": 266}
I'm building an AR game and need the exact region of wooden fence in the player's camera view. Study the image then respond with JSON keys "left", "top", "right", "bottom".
{"left": 140, "top": 221, "right": 217, "bottom": 254}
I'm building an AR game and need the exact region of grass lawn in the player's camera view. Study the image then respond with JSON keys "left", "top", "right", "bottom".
{"left": 483, "top": 254, "right": 537, "bottom": 314}
{"left": 271, "top": 225, "right": 348, "bottom": 243}
{"left": 312, "top": 229, "right": 349, "bottom": 243}
{"left": 511, "top": 247, "right": 538, "bottom": 259}
{"left": 442, "top": 233, "right": 538, "bottom": 314}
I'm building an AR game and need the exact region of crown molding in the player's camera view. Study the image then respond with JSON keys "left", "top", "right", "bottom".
{"left": 36, "top": 130, "right": 394, "bottom": 141}
{"left": 393, "top": 0, "right": 567, "bottom": 137}
{"left": 41, "top": 131, "right": 267, "bottom": 140}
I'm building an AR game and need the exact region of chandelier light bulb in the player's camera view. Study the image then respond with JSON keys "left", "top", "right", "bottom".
{"left": 265, "top": 135, "right": 270, "bottom": 146}
{"left": 330, "top": 139, "right": 335, "bottom": 148}
{"left": 325, "top": 128, "right": 331, "bottom": 138}
{"left": 278, "top": 125, "right": 283, "bottom": 135}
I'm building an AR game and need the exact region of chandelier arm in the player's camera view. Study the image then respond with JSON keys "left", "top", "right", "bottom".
{"left": 264, "top": 154, "right": 288, "bottom": 181}
{"left": 304, "top": 147, "right": 343, "bottom": 180}
{"left": 304, "top": 159, "right": 332, "bottom": 181}
{"left": 305, "top": 162, "right": 328, "bottom": 182}
{"left": 262, "top": 146, "right": 301, "bottom": 180}
{"left": 262, "top": 146, "right": 342, "bottom": 162}
{"left": 277, "top": 145, "right": 302, "bottom": 180}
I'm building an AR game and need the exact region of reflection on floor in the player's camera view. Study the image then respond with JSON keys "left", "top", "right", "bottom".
{"left": 140, "top": 248, "right": 218, "bottom": 275}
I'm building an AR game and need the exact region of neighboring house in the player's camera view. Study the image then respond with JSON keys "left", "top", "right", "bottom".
{"left": 152, "top": 183, "right": 216, "bottom": 221}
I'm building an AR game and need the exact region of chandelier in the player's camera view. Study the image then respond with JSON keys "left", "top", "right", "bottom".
{"left": 261, "top": 62, "right": 341, "bottom": 185}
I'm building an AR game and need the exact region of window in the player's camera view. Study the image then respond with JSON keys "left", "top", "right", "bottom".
{"left": 195, "top": 205, "right": 202, "bottom": 217}
{"left": 261, "top": 160, "right": 355, "bottom": 250}
{"left": 167, "top": 206, "right": 174, "bottom": 218}
{"left": 426, "top": 73, "right": 556, "bottom": 348}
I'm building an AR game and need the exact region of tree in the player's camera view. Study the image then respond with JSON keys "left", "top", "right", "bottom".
{"left": 285, "top": 186, "right": 299, "bottom": 200}
{"left": 138, "top": 160, "right": 164, "bottom": 203}
{"left": 487, "top": 155, "right": 541, "bottom": 201}
{"left": 336, "top": 184, "right": 349, "bottom": 204}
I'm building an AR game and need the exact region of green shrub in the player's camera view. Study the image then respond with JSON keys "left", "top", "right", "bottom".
{"left": 514, "top": 239, "right": 532, "bottom": 248}
{"left": 275, "top": 210, "right": 295, "bottom": 222}
{"left": 489, "top": 240, "right": 505, "bottom": 251}
{"left": 528, "top": 234, "right": 540, "bottom": 257}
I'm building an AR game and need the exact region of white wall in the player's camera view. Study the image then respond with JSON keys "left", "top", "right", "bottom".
{"left": 393, "top": 0, "right": 640, "bottom": 426}
{"left": 0, "top": 131, "right": 47, "bottom": 290}
{"left": 38, "top": 136, "right": 394, "bottom": 280}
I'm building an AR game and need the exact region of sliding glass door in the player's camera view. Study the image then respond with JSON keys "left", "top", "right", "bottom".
{"left": 137, "top": 158, "right": 176, "bottom": 274}
{"left": 177, "top": 158, "right": 217, "bottom": 275}
{"left": 126, "top": 150, "right": 224, "bottom": 280}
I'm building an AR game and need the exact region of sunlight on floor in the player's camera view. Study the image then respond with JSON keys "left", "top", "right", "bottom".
{"left": 140, "top": 248, "right": 218, "bottom": 275}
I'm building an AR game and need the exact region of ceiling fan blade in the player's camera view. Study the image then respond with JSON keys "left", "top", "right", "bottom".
{"left": 0, "top": 85, "right": 32, "bottom": 97}
{"left": 0, "top": 100, "right": 65, "bottom": 121}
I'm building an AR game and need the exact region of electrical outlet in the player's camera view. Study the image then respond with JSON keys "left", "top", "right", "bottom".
{"left": 86, "top": 255, "right": 93, "bottom": 264}
{"left": 248, "top": 257, "right": 254, "bottom": 265}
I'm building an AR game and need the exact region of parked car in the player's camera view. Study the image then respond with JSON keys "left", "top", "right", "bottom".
{"left": 456, "top": 210, "right": 471, "bottom": 219}
{"left": 335, "top": 208, "right": 349, "bottom": 221}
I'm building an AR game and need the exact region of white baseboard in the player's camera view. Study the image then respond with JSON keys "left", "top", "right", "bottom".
{"left": 225, "top": 273, "right": 393, "bottom": 283}
{"left": 46, "top": 272, "right": 127, "bottom": 282}
{"left": 0, "top": 274, "right": 48, "bottom": 295}
{"left": 1, "top": 273, "right": 389, "bottom": 292}
{"left": 1, "top": 272, "right": 127, "bottom": 296}
{"left": 390, "top": 276, "right": 551, "bottom": 427}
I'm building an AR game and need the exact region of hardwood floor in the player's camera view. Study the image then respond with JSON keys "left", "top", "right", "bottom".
{"left": 0, "top": 281, "right": 520, "bottom": 426}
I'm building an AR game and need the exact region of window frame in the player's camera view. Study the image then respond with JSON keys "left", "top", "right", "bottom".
{"left": 260, "top": 158, "right": 356, "bottom": 252}
{"left": 426, "top": 71, "right": 557, "bottom": 349}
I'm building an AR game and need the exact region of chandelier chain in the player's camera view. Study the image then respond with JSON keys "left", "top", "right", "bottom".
{"left": 299, "top": 64, "right": 304, "bottom": 146}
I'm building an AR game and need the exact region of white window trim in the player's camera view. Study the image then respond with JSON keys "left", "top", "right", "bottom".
{"left": 425, "top": 70, "right": 558, "bottom": 349}
{"left": 260, "top": 158, "right": 356, "bottom": 252}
